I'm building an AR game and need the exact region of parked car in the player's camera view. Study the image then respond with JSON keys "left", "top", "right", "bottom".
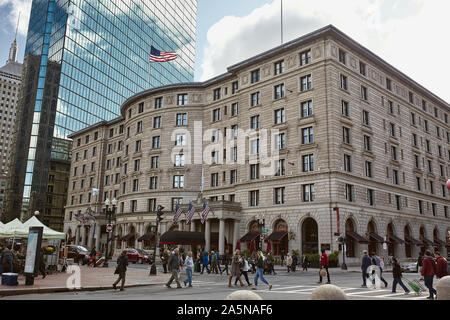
{"left": 67, "top": 245, "right": 90, "bottom": 265}
{"left": 125, "top": 249, "right": 150, "bottom": 264}
{"left": 400, "top": 258, "right": 418, "bottom": 273}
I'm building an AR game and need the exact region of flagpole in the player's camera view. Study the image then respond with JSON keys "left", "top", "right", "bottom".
{"left": 281, "top": 0, "right": 283, "bottom": 45}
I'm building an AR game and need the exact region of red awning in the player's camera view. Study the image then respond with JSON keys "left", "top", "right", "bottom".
{"left": 405, "top": 236, "right": 422, "bottom": 246}
{"left": 121, "top": 233, "right": 135, "bottom": 242}
{"left": 387, "top": 235, "right": 405, "bottom": 244}
{"left": 265, "top": 231, "right": 288, "bottom": 244}
{"left": 137, "top": 233, "right": 155, "bottom": 242}
{"left": 433, "top": 238, "right": 446, "bottom": 247}
{"left": 369, "top": 232, "right": 386, "bottom": 243}
{"left": 240, "top": 232, "right": 260, "bottom": 242}
{"left": 159, "top": 231, "right": 205, "bottom": 245}
{"left": 346, "top": 231, "right": 369, "bottom": 244}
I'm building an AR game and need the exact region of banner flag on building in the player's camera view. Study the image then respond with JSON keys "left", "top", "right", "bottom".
{"left": 86, "top": 207, "right": 96, "bottom": 221}
{"left": 186, "top": 202, "right": 195, "bottom": 225}
{"left": 92, "top": 188, "right": 99, "bottom": 196}
{"left": 173, "top": 204, "right": 183, "bottom": 223}
{"left": 200, "top": 202, "right": 210, "bottom": 224}
{"left": 150, "top": 45, "right": 177, "bottom": 62}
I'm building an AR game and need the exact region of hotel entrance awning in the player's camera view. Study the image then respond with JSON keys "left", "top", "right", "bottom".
{"left": 345, "top": 231, "right": 369, "bottom": 244}
{"left": 240, "top": 232, "right": 260, "bottom": 242}
{"left": 265, "top": 231, "right": 288, "bottom": 244}
{"left": 405, "top": 236, "right": 422, "bottom": 246}
{"left": 159, "top": 231, "right": 205, "bottom": 245}
{"left": 388, "top": 235, "right": 405, "bottom": 244}
{"left": 369, "top": 232, "right": 386, "bottom": 243}
{"left": 137, "top": 233, "right": 155, "bottom": 242}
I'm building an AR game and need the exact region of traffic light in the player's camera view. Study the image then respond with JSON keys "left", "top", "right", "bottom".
{"left": 156, "top": 205, "right": 164, "bottom": 223}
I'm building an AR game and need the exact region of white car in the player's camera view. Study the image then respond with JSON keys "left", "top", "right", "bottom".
{"left": 400, "top": 258, "right": 418, "bottom": 273}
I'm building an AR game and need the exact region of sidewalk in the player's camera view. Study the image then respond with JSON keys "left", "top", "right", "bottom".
{"left": 0, "top": 265, "right": 170, "bottom": 297}
{"left": 272, "top": 265, "right": 392, "bottom": 273}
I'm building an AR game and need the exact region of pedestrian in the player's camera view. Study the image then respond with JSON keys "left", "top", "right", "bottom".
{"left": 318, "top": 249, "right": 331, "bottom": 284}
{"left": 361, "top": 250, "right": 372, "bottom": 287}
{"left": 236, "top": 255, "right": 252, "bottom": 286}
{"left": 229, "top": 249, "right": 244, "bottom": 287}
{"left": 302, "top": 255, "right": 309, "bottom": 271}
{"left": 421, "top": 249, "right": 437, "bottom": 299}
{"left": 201, "top": 250, "right": 210, "bottom": 274}
{"left": 266, "top": 253, "right": 276, "bottom": 275}
{"left": 417, "top": 252, "right": 424, "bottom": 280}
{"left": 216, "top": 251, "right": 222, "bottom": 274}
{"left": 39, "top": 248, "right": 46, "bottom": 279}
{"left": 286, "top": 253, "right": 292, "bottom": 273}
{"left": 210, "top": 250, "right": 219, "bottom": 274}
{"left": 113, "top": 250, "right": 128, "bottom": 291}
{"left": 371, "top": 252, "right": 388, "bottom": 287}
{"left": 220, "top": 252, "right": 230, "bottom": 275}
{"left": 0, "top": 245, "right": 14, "bottom": 274}
{"left": 280, "top": 250, "right": 285, "bottom": 266}
{"left": 391, "top": 257, "right": 410, "bottom": 294}
{"left": 166, "top": 248, "right": 182, "bottom": 289}
{"left": 183, "top": 251, "right": 194, "bottom": 288}
{"left": 291, "top": 252, "right": 298, "bottom": 272}
{"left": 90, "top": 246, "right": 97, "bottom": 267}
{"left": 434, "top": 251, "right": 448, "bottom": 279}
{"left": 252, "top": 250, "right": 272, "bottom": 291}
{"left": 249, "top": 254, "right": 256, "bottom": 274}
{"left": 161, "top": 249, "right": 169, "bottom": 273}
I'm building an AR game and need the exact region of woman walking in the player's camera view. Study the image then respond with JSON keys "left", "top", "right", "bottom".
{"left": 229, "top": 250, "right": 244, "bottom": 287}
{"left": 183, "top": 251, "right": 194, "bottom": 287}
{"left": 252, "top": 250, "right": 272, "bottom": 291}
{"left": 286, "top": 253, "right": 292, "bottom": 273}
{"left": 235, "top": 255, "right": 252, "bottom": 286}
{"left": 391, "top": 257, "right": 410, "bottom": 294}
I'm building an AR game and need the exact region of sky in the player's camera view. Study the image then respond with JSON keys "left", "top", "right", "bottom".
{"left": 1, "top": 0, "right": 450, "bottom": 103}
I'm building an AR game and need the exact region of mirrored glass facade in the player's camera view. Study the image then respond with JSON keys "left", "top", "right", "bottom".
{"left": 4, "top": 0, "right": 196, "bottom": 229}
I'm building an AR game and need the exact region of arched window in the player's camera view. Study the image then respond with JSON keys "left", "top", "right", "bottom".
{"left": 302, "top": 218, "right": 318, "bottom": 254}
{"left": 345, "top": 219, "right": 355, "bottom": 257}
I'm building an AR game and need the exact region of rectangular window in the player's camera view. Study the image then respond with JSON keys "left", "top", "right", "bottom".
{"left": 249, "top": 190, "right": 259, "bottom": 206}
{"left": 364, "top": 135, "right": 371, "bottom": 152}
{"left": 302, "top": 127, "right": 314, "bottom": 144}
{"left": 432, "top": 203, "right": 437, "bottom": 217}
{"left": 303, "top": 184, "right": 315, "bottom": 202}
{"left": 153, "top": 116, "right": 161, "bottom": 129}
{"left": 250, "top": 115, "right": 260, "bottom": 130}
{"left": 134, "top": 159, "right": 140, "bottom": 172}
{"left": 175, "top": 154, "right": 185, "bottom": 167}
{"left": 361, "top": 85, "right": 368, "bottom": 101}
{"left": 418, "top": 200, "right": 423, "bottom": 214}
{"left": 132, "top": 179, "right": 139, "bottom": 192}
{"left": 344, "top": 154, "right": 352, "bottom": 172}
{"left": 211, "top": 173, "right": 219, "bottom": 187}
{"left": 135, "top": 140, "right": 141, "bottom": 152}
{"left": 275, "top": 159, "right": 285, "bottom": 176}
{"left": 148, "top": 199, "right": 157, "bottom": 212}
{"left": 250, "top": 139, "right": 260, "bottom": 155}
{"left": 359, "top": 61, "right": 366, "bottom": 76}
{"left": 393, "top": 169, "right": 399, "bottom": 185}
{"left": 138, "top": 102, "right": 144, "bottom": 113}
{"left": 275, "top": 133, "right": 286, "bottom": 149}
{"left": 175, "top": 134, "right": 186, "bottom": 146}
{"left": 152, "top": 136, "right": 160, "bottom": 149}
{"left": 251, "top": 92, "right": 261, "bottom": 106}
{"left": 213, "top": 88, "right": 221, "bottom": 101}
{"left": 300, "top": 75, "right": 312, "bottom": 91}
{"left": 155, "top": 97, "right": 163, "bottom": 109}
{"left": 388, "top": 100, "right": 394, "bottom": 114}
{"left": 274, "top": 187, "right": 285, "bottom": 204}
{"left": 177, "top": 94, "right": 188, "bottom": 105}
{"left": 340, "top": 75, "right": 348, "bottom": 90}
{"left": 409, "top": 91, "right": 414, "bottom": 104}
{"left": 412, "top": 133, "right": 418, "bottom": 147}
{"left": 395, "top": 195, "right": 401, "bottom": 211}
{"left": 231, "top": 103, "right": 238, "bottom": 116}
{"left": 411, "top": 112, "right": 416, "bottom": 125}
{"left": 274, "top": 84, "right": 285, "bottom": 99}
{"left": 391, "top": 146, "right": 397, "bottom": 160}
{"left": 389, "top": 123, "right": 396, "bottom": 137}
{"left": 362, "top": 110, "right": 370, "bottom": 125}
{"left": 250, "top": 164, "right": 260, "bottom": 180}
{"left": 341, "top": 100, "right": 349, "bottom": 116}
{"left": 343, "top": 127, "right": 351, "bottom": 144}
{"left": 109, "top": 128, "right": 114, "bottom": 138}
{"left": 345, "top": 184, "right": 355, "bottom": 202}
{"left": 232, "top": 81, "right": 239, "bottom": 94}
{"left": 176, "top": 113, "right": 187, "bottom": 126}
{"left": 300, "top": 50, "right": 311, "bottom": 66}
{"left": 212, "top": 108, "right": 221, "bottom": 122}
{"left": 301, "top": 100, "right": 313, "bottom": 117}
{"left": 173, "top": 175, "right": 184, "bottom": 188}
{"left": 171, "top": 198, "right": 183, "bottom": 211}
{"left": 339, "top": 49, "right": 346, "bottom": 64}
{"left": 367, "top": 189, "right": 374, "bottom": 206}
{"left": 274, "top": 108, "right": 285, "bottom": 124}
{"left": 302, "top": 154, "right": 314, "bottom": 172}
{"left": 386, "top": 78, "right": 392, "bottom": 91}
{"left": 230, "top": 170, "right": 237, "bottom": 184}
{"left": 274, "top": 60, "right": 284, "bottom": 75}
{"left": 251, "top": 69, "right": 260, "bottom": 83}
{"left": 150, "top": 176, "right": 158, "bottom": 189}
{"left": 365, "top": 161, "right": 373, "bottom": 178}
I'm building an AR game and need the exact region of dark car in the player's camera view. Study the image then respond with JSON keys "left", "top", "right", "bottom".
{"left": 125, "top": 249, "right": 150, "bottom": 264}
{"left": 67, "top": 245, "right": 90, "bottom": 265}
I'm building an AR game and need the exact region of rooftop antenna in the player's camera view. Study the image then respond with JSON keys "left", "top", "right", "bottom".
{"left": 15, "top": 12, "right": 21, "bottom": 40}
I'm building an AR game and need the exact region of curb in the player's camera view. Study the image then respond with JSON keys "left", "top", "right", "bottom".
{"left": 0, "top": 282, "right": 163, "bottom": 298}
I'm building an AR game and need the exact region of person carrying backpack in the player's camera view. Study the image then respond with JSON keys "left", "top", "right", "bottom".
{"left": 434, "top": 251, "right": 448, "bottom": 279}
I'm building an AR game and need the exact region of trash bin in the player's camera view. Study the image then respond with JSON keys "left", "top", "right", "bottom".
{"left": 1, "top": 273, "right": 19, "bottom": 286}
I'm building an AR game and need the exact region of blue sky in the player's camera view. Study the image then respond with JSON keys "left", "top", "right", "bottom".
{"left": 1, "top": 0, "right": 450, "bottom": 102}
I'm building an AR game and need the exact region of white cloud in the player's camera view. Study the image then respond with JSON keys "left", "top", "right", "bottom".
{"left": 200, "top": 0, "right": 450, "bottom": 103}
{"left": 0, "top": 0, "right": 32, "bottom": 36}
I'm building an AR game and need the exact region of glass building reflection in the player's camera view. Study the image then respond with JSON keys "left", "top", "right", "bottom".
{"left": 4, "top": 0, "right": 197, "bottom": 230}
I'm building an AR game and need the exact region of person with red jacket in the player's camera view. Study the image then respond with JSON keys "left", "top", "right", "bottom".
{"left": 421, "top": 249, "right": 437, "bottom": 299}
{"left": 317, "top": 249, "right": 330, "bottom": 284}
{"left": 434, "top": 251, "right": 448, "bottom": 279}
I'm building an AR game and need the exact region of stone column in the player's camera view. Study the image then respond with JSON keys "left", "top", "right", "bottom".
{"left": 121, "top": 224, "right": 127, "bottom": 250}
{"left": 219, "top": 219, "right": 225, "bottom": 256}
{"left": 190, "top": 220, "right": 196, "bottom": 232}
{"left": 233, "top": 220, "right": 240, "bottom": 252}
{"left": 80, "top": 226, "right": 86, "bottom": 246}
{"left": 95, "top": 224, "right": 101, "bottom": 252}
{"left": 74, "top": 226, "right": 79, "bottom": 245}
{"left": 205, "top": 219, "right": 211, "bottom": 251}
{"left": 134, "top": 224, "right": 139, "bottom": 249}
{"left": 87, "top": 225, "right": 94, "bottom": 249}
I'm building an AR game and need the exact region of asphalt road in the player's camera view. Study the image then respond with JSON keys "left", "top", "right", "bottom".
{"left": 1, "top": 267, "right": 431, "bottom": 300}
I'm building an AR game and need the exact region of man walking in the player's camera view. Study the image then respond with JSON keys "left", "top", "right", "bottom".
{"left": 0, "top": 245, "right": 14, "bottom": 274}
{"left": 161, "top": 249, "right": 169, "bottom": 274}
{"left": 371, "top": 252, "right": 388, "bottom": 287}
{"left": 434, "top": 251, "right": 448, "bottom": 279}
{"left": 113, "top": 250, "right": 128, "bottom": 291}
{"left": 166, "top": 248, "right": 182, "bottom": 289}
{"left": 201, "top": 250, "right": 210, "bottom": 274}
{"left": 361, "top": 250, "right": 372, "bottom": 287}
{"left": 302, "top": 255, "right": 309, "bottom": 271}
{"left": 318, "top": 249, "right": 330, "bottom": 284}
{"left": 421, "top": 249, "right": 437, "bottom": 299}
{"left": 216, "top": 251, "right": 222, "bottom": 274}
{"left": 291, "top": 253, "right": 298, "bottom": 272}
{"left": 210, "top": 250, "right": 219, "bottom": 274}
{"left": 391, "top": 257, "right": 410, "bottom": 294}
{"left": 183, "top": 251, "right": 194, "bottom": 287}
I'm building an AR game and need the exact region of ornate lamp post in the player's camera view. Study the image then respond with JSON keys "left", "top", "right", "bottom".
{"left": 150, "top": 205, "right": 164, "bottom": 275}
{"left": 257, "top": 213, "right": 265, "bottom": 251}
{"left": 102, "top": 198, "right": 117, "bottom": 268}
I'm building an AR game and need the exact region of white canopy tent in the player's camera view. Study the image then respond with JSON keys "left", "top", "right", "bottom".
{"left": 0, "top": 218, "right": 25, "bottom": 238}
{"left": 0, "top": 217, "right": 65, "bottom": 239}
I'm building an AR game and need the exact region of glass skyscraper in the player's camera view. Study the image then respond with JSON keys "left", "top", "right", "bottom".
{"left": 4, "top": 0, "right": 197, "bottom": 230}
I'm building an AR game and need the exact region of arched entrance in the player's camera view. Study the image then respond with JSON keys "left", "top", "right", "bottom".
{"left": 67, "top": 229, "right": 72, "bottom": 244}
{"left": 387, "top": 223, "right": 395, "bottom": 256}
{"left": 302, "top": 217, "right": 318, "bottom": 254}
{"left": 404, "top": 225, "right": 411, "bottom": 258}
{"left": 419, "top": 226, "right": 426, "bottom": 253}
{"left": 127, "top": 226, "right": 136, "bottom": 248}
{"left": 249, "top": 220, "right": 261, "bottom": 251}
{"left": 367, "top": 220, "right": 377, "bottom": 255}
{"left": 116, "top": 226, "right": 123, "bottom": 250}
{"left": 271, "top": 219, "right": 288, "bottom": 256}
{"left": 345, "top": 219, "right": 356, "bottom": 257}
{"left": 433, "top": 228, "right": 440, "bottom": 252}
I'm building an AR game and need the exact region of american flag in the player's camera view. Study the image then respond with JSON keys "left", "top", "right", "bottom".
{"left": 173, "top": 204, "right": 183, "bottom": 223}
{"left": 150, "top": 45, "right": 177, "bottom": 62}
{"left": 86, "top": 207, "right": 96, "bottom": 221}
{"left": 186, "top": 203, "right": 195, "bottom": 225}
{"left": 201, "top": 202, "right": 210, "bottom": 224}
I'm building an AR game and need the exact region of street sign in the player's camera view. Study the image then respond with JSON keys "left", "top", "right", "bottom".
{"left": 106, "top": 224, "right": 113, "bottom": 233}
{"left": 262, "top": 228, "right": 270, "bottom": 233}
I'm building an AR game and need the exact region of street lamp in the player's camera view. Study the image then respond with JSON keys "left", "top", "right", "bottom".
{"left": 257, "top": 213, "right": 265, "bottom": 251}
{"left": 102, "top": 198, "right": 117, "bottom": 268}
{"left": 340, "top": 236, "right": 347, "bottom": 270}
{"left": 150, "top": 205, "right": 164, "bottom": 275}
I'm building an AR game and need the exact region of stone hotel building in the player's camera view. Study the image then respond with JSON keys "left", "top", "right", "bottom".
{"left": 63, "top": 25, "right": 450, "bottom": 264}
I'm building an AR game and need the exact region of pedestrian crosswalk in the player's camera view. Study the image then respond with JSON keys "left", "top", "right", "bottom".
{"left": 252, "top": 284, "right": 429, "bottom": 300}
